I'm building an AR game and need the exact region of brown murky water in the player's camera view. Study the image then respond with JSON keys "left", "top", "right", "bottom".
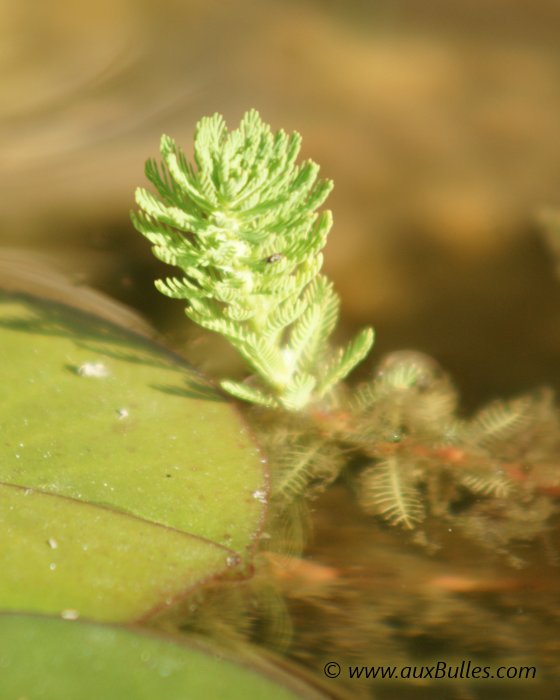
{"left": 2, "top": 1, "right": 560, "bottom": 697}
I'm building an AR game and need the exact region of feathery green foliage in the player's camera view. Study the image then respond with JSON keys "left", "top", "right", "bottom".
{"left": 132, "top": 110, "right": 373, "bottom": 411}
{"left": 348, "top": 351, "right": 560, "bottom": 563}
{"left": 359, "top": 457, "right": 424, "bottom": 529}
{"left": 131, "top": 112, "right": 559, "bottom": 566}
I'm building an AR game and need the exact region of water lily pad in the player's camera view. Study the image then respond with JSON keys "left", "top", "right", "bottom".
{"left": 0, "top": 292, "right": 267, "bottom": 620}
{"left": 0, "top": 483, "right": 237, "bottom": 622}
{"left": 0, "top": 614, "right": 330, "bottom": 700}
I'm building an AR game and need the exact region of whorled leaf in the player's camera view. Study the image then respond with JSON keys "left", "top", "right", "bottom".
{"left": 132, "top": 111, "right": 373, "bottom": 410}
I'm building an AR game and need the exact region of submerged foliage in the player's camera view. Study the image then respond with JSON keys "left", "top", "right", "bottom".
{"left": 347, "top": 351, "right": 559, "bottom": 562}
{"left": 132, "top": 110, "right": 373, "bottom": 411}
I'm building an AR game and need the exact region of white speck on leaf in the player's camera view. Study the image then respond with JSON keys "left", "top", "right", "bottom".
{"left": 77, "top": 362, "right": 109, "bottom": 378}
{"left": 117, "top": 408, "right": 129, "bottom": 419}
{"left": 47, "top": 538, "right": 58, "bottom": 549}
{"left": 252, "top": 489, "right": 267, "bottom": 503}
{"left": 61, "top": 609, "right": 80, "bottom": 620}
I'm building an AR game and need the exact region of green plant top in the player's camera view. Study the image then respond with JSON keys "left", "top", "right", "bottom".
{"left": 132, "top": 110, "right": 374, "bottom": 411}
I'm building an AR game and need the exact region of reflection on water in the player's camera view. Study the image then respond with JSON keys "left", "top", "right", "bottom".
{"left": 1, "top": 1, "right": 560, "bottom": 697}
{"left": 289, "top": 486, "right": 560, "bottom": 699}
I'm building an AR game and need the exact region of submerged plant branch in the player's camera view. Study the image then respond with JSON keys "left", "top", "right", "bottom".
{"left": 132, "top": 110, "right": 373, "bottom": 411}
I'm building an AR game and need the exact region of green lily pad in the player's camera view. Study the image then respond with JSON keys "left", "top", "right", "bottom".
{"left": 0, "top": 292, "right": 267, "bottom": 620}
{"left": 0, "top": 483, "right": 238, "bottom": 622}
{"left": 0, "top": 614, "right": 331, "bottom": 699}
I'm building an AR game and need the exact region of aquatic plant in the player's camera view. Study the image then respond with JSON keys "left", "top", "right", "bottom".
{"left": 131, "top": 110, "right": 373, "bottom": 411}
{"left": 133, "top": 111, "right": 560, "bottom": 565}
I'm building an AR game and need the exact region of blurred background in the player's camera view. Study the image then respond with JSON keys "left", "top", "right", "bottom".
{"left": 2, "top": 0, "right": 560, "bottom": 409}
